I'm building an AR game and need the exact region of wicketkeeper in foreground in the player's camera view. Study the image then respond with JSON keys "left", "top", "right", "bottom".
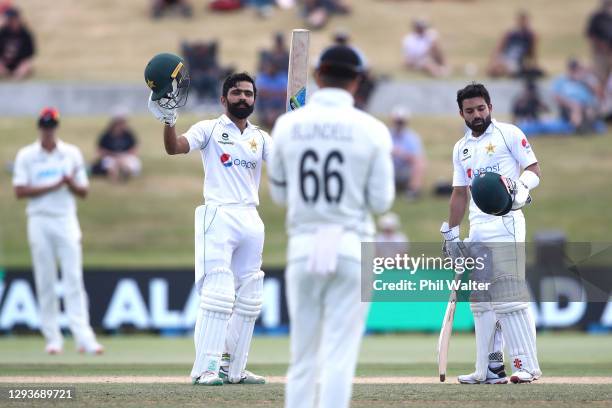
{"left": 145, "top": 53, "right": 271, "bottom": 385}
{"left": 441, "top": 83, "right": 542, "bottom": 384}
{"left": 268, "top": 45, "right": 395, "bottom": 408}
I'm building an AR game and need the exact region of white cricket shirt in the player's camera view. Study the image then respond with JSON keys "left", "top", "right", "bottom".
{"left": 183, "top": 114, "right": 272, "bottom": 206}
{"left": 12, "top": 140, "right": 89, "bottom": 217}
{"left": 452, "top": 119, "right": 538, "bottom": 225}
{"left": 268, "top": 88, "right": 395, "bottom": 237}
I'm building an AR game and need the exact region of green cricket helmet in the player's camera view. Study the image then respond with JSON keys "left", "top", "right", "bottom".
{"left": 470, "top": 172, "right": 513, "bottom": 216}
{"left": 144, "top": 53, "right": 190, "bottom": 109}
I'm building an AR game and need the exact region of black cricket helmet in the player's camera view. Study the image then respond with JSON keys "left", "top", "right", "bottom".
{"left": 144, "top": 53, "right": 190, "bottom": 109}
{"left": 470, "top": 172, "right": 513, "bottom": 216}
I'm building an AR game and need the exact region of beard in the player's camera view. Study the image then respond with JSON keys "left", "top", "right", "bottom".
{"left": 228, "top": 100, "right": 254, "bottom": 119}
{"left": 465, "top": 114, "right": 492, "bottom": 134}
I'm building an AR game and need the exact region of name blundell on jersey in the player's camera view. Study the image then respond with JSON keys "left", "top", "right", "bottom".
{"left": 291, "top": 123, "right": 354, "bottom": 142}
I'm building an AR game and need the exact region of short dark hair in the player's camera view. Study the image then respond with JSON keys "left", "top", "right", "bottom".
{"left": 222, "top": 72, "right": 257, "bottom": 98}
{"left": 317, "top": 72, "right": 357, "bottom": 89}
{"left": 456, "top": 83, "right": 491, "bottom": 110}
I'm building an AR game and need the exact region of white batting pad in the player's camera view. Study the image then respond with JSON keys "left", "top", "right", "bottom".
{"left": 493, "top": 302, "right": 541, "bottom": 376}
{"left": 190, "top": 267, "right": 235, "bottom": 379}
{"left": 471, "top": 302, "right": 497, "bottom": 380}
{"left": 226, "top": 271, "right": 264, "bottom": 383}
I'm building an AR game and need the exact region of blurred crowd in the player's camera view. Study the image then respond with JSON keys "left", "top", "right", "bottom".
{"left": 0, "top": 0, "right": 610, "bottom": 185}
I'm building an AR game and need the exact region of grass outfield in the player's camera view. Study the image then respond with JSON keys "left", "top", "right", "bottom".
{"left": 15, "top": 0, "right": 599, "bottom": 81}
{"left": 0, "top": 333, "right": 610, "bottom": 407}
{"left": 1, "top": 115, "right": 611, "bottom": 267}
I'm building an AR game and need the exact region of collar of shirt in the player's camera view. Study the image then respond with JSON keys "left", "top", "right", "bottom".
{"left": 219, "top": 114, "right": 256, "bottom": 132}
{"left": 465, "top": 118, "right": 497, "bottom": 142}
{"left": 36, "top": 139, "right": 65, "bottom": 155}
{"left": 310, "top": 88, "right": 355, "bottom": 108}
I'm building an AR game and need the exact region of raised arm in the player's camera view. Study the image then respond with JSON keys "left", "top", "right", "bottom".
{"left": 163, "top": 124, "right": 190, "bottom": 155}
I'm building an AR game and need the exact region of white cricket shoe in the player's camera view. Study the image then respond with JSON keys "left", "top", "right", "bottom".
{"left": 192, "top": 371, "right": 223, "bottom": 386}
{"left": 510, "top": 369, "right": 537, "bottom": 384}
{"left": 458, "top": 365, "right": 508, "bottom": 384}
{"left": 219, "top": 366, "right": 266, "bottom": 384}
{"left": 78, "top": 341, "right": 104, "bottom": 355}
{"left": 45, "top": 343, "right": 63, "bottom": 355}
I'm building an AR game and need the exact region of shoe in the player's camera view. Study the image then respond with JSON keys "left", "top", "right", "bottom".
{"left": 78, "top": 341, "right": 104, "bottom": 355}
{"left": 510, "top": 369, "right": 536, "bottom": 384}
{"left": 219, "top": 366, "right": 266, "bottom": 384}
{"left": 45, "top": 343, "right": 63, "bottom": 355}
{"left": 458, "top": 365, "right": 508, "bottom": 384}
{"left": 193, "top": 371, "right": 223, "bottom": 386}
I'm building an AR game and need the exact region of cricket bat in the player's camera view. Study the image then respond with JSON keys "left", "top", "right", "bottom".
{"left": 286, "top": 29, "right": 310, "bottom": 111}
{"left": 437, "top": 250, "right": 468, "bottom": 382}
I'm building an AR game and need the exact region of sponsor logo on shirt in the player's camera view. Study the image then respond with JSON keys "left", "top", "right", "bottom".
{"left": 467, "top": 163, "right": 500, "bottom": 179}
{"left": 220, "top": 153, "right": 233, "bottom": 167}
{"left": 218, "top": 132, "right": 234, "bottom": 145}
{"left": 219, "top": 153, "right": 257, "bottom": 169}
{"left": 521, "top": 138, "right": 531, "bottom": 150}
{"left": 461, "top": 147, "right": 471, "bottom": 161}
{"left": 35, "top": 168, "right": 62, "bottom": 180}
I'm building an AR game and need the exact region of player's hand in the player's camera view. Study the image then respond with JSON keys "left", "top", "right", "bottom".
{"left": 147, "top": 92, "right": 177, "bottom": 127}
{"left": 502, "top": 176, "right": 531, "bottom": 210}
{"left": 440, "top": 222, "right": 467, "bottom": 265}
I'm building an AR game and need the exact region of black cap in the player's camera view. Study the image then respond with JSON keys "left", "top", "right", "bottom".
{"left": 316, "top": 45, "right": 363, "bottom": 78}
{"left": 38, "top": 107, "right": 60, "bottom": 128}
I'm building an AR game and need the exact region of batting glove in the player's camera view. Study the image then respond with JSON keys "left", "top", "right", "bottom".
{"left": 147, "top": 92, "right": 177, "bottom": 127}
{"left": 440, "top": 222, "right": 468, "bottom": 265}
{"left": 502, "top": 177, "right": 531, "bottom": 210}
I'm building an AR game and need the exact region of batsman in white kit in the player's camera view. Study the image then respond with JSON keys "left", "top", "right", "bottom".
{"left": 268, "top": 45, "right": 395, "bottom": 408}
{"left": 12, "top": 107, "right": 103, "bottom": 355}
{"left": 441, "top": 83, "right": 542, "bottom": 384}
{"left": 145, "top": 53, "right": 270, "bottom": 385}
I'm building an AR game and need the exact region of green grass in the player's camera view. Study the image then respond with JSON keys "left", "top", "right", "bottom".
{"left": 14, "top": 0, "right": 600, "bottom": 81}
{"left": 0, "top": 333, "right": 610, "bottom": 407}
{"left": 1, "top": 115, "right": 611, "bottom": 267}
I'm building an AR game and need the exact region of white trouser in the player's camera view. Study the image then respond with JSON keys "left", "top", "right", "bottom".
{"left": 27, "top": 214, "right": 96, "bottom": 348}
{"left": 192, "top": 204, "right": 265, "bottom": 377}
{"left": 194, "top": 204, "right": 264, "bottom": 291}
{"left": 285, "top": 257, "right": 368, "bottom": 408}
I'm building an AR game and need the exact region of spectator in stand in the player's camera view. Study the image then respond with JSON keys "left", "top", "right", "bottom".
{"left": 256, "top": 58, "right": 287, "bottom": 129}
{"left": 0, "top": 7, "right": 35, "bottom": 80}
{"left": 512, "top": 80, "right": 549, "bottom": 125}
{"left": 302, "top": 0, "right": 351, "bottom": 30}
{"left": 151, "top": 0, "right": 192, "bottom": 18}
{"left": 259, "top": 32, "right": 289, "bottom": 74}
{"left": 585, "top": 0, "right": 612, "bottom": 84}
{"left": 487, "top": 10, "right": 543, "bottom": 79}
{"left": 91, "top": 111, "right": 141, "bottom": 182}
{"left": 402, "top": 18, "right": 448, "bottom": 77}
{"left": 552, "top": 58, "right": 605, "bottom": 134}
{"left": 182, "top": 40, "right": 234, "bottom": 102}
{"left": 375, "top": 212, "right": 409, "bottom": 259}
{"left": 389, "top": 106, "right": 426, "bottom": 200}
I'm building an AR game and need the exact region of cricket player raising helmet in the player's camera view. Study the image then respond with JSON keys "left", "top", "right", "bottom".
{"left": 146, "top": 53, "right": 271, "bottom": 386}
{"left": 268, "top": 45, "right": 395, "bottom": 408}
{"left": 442, "top": 83, "right": 542, "bottom": 384}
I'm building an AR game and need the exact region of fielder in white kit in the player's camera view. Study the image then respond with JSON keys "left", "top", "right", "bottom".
{"left": 441, "top": 83, "right": 542, "bottom": 384}
{"left": 268, "top": 45, "right": 395, "bottom": 408}
{"left": 12, "top": 107, "right": 103, "bottom": 355}
{"left": 146, "top": 65, "right": 270, "bottom": 386}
